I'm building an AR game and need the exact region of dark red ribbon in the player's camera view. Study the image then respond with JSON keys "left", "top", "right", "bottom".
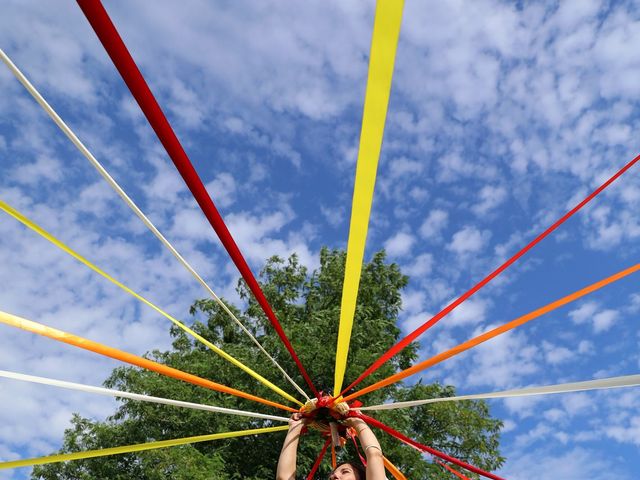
{"left": 343, "top": 152, "right": 640, "bottom": 395}
{"left": 355, "top": 413, "right": 505, "bottom": 480}
{"left": 76, "top": 0, "right": 319, "bottom": 397}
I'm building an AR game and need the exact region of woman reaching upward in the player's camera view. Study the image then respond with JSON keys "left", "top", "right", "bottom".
{"left": 276, "top": 413, "right": 385, "bottom": 480}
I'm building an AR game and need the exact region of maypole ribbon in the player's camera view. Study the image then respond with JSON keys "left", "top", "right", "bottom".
{"left": 383, "top": 456, "right": 408, "bottom": 480}
{"left": 349, "top": 431, "right": 368, "bottom": 467}
{"left": 0, "top": 425, "right": 288, "bottom": 470}
{"left": 437, "top": 461, "right": 471, "bottom": 480}
{"left": 0, "top": 369, "right": 290, "bottom": 422}
{"left": 356, "top": 413, "right": 503, "bottom": 480}
{"left": 333, "top": 0, "right": 405, "bottom": 395}
{"left": 0, "top": 199, "right": 301, "bottom": 406}
{"left": 345, "top": 263, "right": 640, "bottom": 401}
{"left": 306, "top": 439, "right": 331, "bottom": 480}
{"left": 358, "top": 373, "right": 640, "bottom": 411}
{"left": 0, "top": 47, "right": 310, "bottom": 403}
{"left": 350, "top": 429, "right": 407, "bottom": 479}
{"left": 0, "top": 310, "right": 296, "bottom": 412}
{"left": 75, "top": 0, "right": 318, "bottom": 397}
{"left": 342, "top": 152, "right": 640, "bottom": 396}
{"left": 331, "top": 442, "right": 337, "bottom": 469}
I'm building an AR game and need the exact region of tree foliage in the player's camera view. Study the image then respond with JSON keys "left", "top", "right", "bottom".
{"left": 32, "top": 249, "right": 504, "bottom": 479}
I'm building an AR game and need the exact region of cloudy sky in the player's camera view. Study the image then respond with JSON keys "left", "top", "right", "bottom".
{"left": 1, "top": 0, "right": 640, "bottom": 478}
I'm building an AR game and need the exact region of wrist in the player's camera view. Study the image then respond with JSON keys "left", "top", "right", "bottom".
{"left": 364, "top": 444, "right": 383, "bottom": 457}
{"left": 345, "top": 417, "right": 366, "bottom": 427}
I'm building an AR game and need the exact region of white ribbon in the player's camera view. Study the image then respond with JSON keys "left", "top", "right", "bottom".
{"left": 358, "top": 374, "right": 640, "bottom": 410}
{"left": 0, "top": 369, "right": 289, "bottom": 422}
{"left": 0, "top": 48, "right": 309, "bottom": 402}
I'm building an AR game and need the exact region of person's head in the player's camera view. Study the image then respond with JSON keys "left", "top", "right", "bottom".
{"left": 328, "top": 461, "right": 365, "bottom": 480}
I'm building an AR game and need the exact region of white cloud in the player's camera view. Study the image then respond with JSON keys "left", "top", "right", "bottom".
{"left": 592, "top": 309, "right": 619, "bottom": 333}
{"left": 418, "top": 209, "right": 448, "bottom": 240}
{"left": 436, "top": 152, "right": 498, "bottom": 182}
{"left": 170, "top": 207, "right": 213, "bottom": 242}
{"left": 401, "top": 289, "right": 425, "bottom": 315}
{"left": 222, "top": 116, "right": 247, "bottom": 134}
{"left": 502, "top": 446, "right": 625, "bottom": 480}
{"left": 423, "top": 279, "right": 455, "bottom": 306}
{"left": 384, "top": 231, "right": 415, "bottom": 257}
{"left": 9, "top": 155, "right": 63, "bottom": 187}
{"left": 74, "top": 182, "right": 117, "bottom": 218}
{"left": 387, "top": 157, "right": 423, "bottom": 178}
{"left": 569, "top": 301, "right": 599, "bottom": 325}
{"left": 514, "top": 422, "right": 552, "bottom": 448}
{"left": 569, "top": 302, "right": 619, "bottom": 333}
{"left": 577, "top": 340, "right": 594, "bottom": 355}
{"left": 543, "top": 408, "right": 565, "bottom": 423}
{"left": 320, "top": 205, "right": 345, "bottom": 228}
{"left": 466, "top": 328, "right": 539, "bottom": 389}
{"left": 561, "top": 393, "right": 595, "bottom": 418}
{"left": 379, "top": 157, "right": 427, "bottom": 201}
{"left": 446, "top": 297, "right": 488, "bottom": 327}
{"left": 400, "top": 311, "right": 432, "bottom": 337}
{"left": 142, "top": 157, "right": 188, "bottom": 205}
{"left": 166, "top": 78, "right": 207, "bottom": 129}
{"left": 628, "top": 293, "right": 640, "bottom": 313}
{"left": 447, "top": 226, "right": 491, "bottom": 255}
{"left": 205, "top": 172, "right": 237, "bottom": 209}
{"left": 502, "top": 419, "right": 517, "bottom": 433}
{"left": 503, "top": 395, "right": 545, "bottom": 420}
{"left": 605, "top": 416, "right": 640, "bottom": 446}
{"left": 542, "top": 341, "right": 575, "bottom": 365}
{"left": 402, "top": 253, "right": 433, "bottom": 278}
{"left": 472, "top": 185, "right": 508, "bottom": 216}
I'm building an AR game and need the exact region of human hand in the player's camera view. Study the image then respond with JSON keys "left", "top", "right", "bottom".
{"left": 343, "top": 416, "right": 367, "bottom": 429}
{"left": 289, "top": 412, "right": 306, "bottom": 429}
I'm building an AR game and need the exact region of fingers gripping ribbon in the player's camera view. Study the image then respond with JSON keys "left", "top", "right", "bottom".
{"left": 297, "top": 394, "right": 355, "bottom": 448}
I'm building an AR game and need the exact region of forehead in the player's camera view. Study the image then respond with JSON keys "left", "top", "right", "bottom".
{"left": 334, "top": 464, "right": 356, "bottom": 474}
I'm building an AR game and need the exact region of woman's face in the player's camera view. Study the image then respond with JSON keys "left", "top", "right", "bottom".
{"left": 328, "top": 463, "right": 360, "bottom": 480}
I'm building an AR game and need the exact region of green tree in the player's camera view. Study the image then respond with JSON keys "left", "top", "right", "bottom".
{"left": 32, "top": 249, "right": 504, "bottom": 479}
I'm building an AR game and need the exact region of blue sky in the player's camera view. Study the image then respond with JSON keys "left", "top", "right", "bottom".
{"left": 1, "top": 0, "right": 639, "bottom": 478}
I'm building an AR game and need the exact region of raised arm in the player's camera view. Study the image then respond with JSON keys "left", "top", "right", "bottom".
{"left": 345, "top": 417, "right": 385, "bottom": 480}
{"left": 276, "top": 413, "right": 305, "bottom": 480}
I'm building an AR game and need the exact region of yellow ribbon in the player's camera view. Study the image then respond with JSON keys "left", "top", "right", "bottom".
{"left": 0, "top": 425, "right": 288, "bottom": 470}
{"left": 333, "top": 0, "right": 405, "bottom": 394}
{"left": 0, "top": 200, "right": 301, "bottom": 406}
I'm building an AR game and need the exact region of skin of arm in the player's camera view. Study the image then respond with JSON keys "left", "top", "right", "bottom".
{"left": 344, "top": 417, "right": 385, "bottom": 480}
{"left": 276, "top": 413, "right": 305, "bottom": 480}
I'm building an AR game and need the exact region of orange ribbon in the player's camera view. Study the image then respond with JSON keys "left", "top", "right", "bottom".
{"left": 0, "top": 310, "right": 296, "bottom": 412}
{"left": 345, "top": 263, "right": 640, "bottom": 401}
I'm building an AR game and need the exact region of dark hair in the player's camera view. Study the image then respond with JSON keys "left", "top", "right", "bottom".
{"left": 330, "top": 461, "right": 365, "bottom": 479}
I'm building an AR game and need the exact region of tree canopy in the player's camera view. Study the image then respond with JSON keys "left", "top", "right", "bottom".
{"left": 32, "top": 248, "right": 504, "bottom": 479}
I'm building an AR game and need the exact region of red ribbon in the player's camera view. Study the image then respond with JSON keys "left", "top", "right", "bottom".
{"left": 76, "top": 0, "right": 319, "bottom": 398}
{"left": 342, "top": 151, "right": 640, "bottom": 395}
{"left": 355, "top": 413, "right": 504, "bottom": 480}
{"left": 348, "top": 429, "right": 367, "bottom": 467}
{"left": 307, "top": 438, "right": 331, "bottom": 480}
